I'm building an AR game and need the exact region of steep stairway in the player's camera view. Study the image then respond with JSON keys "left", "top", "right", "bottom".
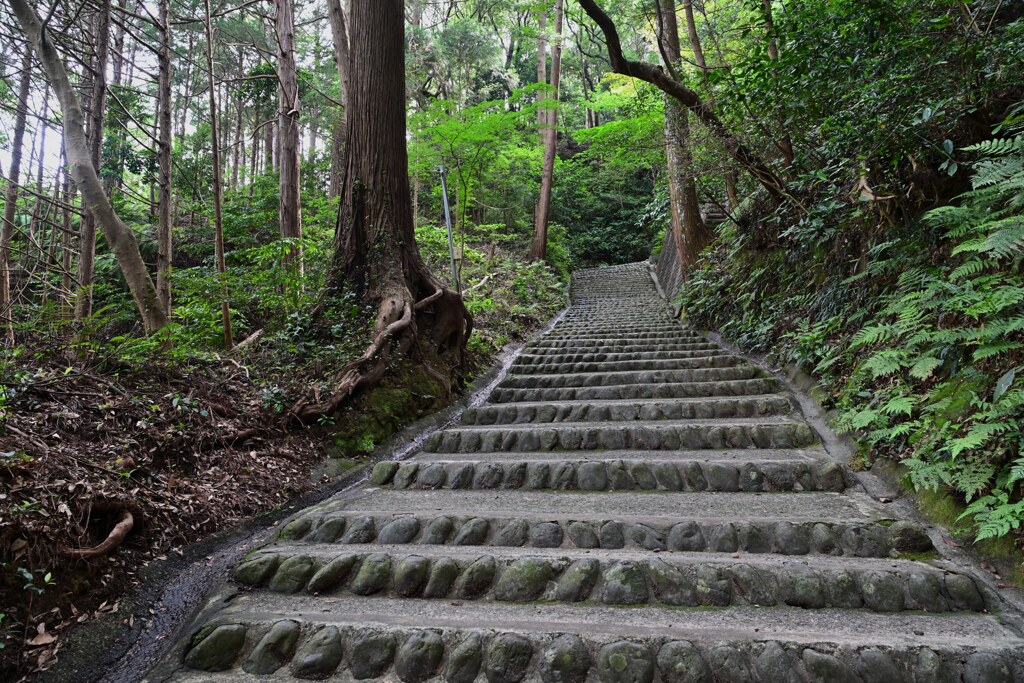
{"left": 152, "top": 263, "right": 1024, "bottom": 682}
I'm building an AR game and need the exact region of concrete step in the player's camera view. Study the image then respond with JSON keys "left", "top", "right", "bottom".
{"left": 460, "top": 395, "right": 794, "bottom": 425}
{"left": 508, "top": 355, "right": 745, "bottom": 375}
{"left": 420, "top": 419, "right": 817, "bottom": 453}
{"left": 489, "top": 378, "right": 783, "bottom": 403}
{"left": 175, "top": 596, "right": 1024, "bottom": 681}
{"left": 539, "top": 331, "right": 706, "bottom": 342}
{"left": 498, "top": 365, "right": 768, "bottom": 390}
{"left": 524, "top": 339, "right": 721, "bottom": 353}
{"left": 232, "top": 545, "right": 978, "bottom": 615}
{"left": 389, "top": 447, "right": 832, "bottom": 462}
{"left": 368, "top": 453, "right": 848, "bottom": 493}
{"left": 513, "top": 348, "right": 728, "bottom": 364}
{"left": 271, "top": 507, "right": 929, "bottom": 558}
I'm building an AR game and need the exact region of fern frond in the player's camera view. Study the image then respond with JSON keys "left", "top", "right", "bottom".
{"left": 850, "top": 324, "right": 895, "bottom": 349}
{"left": 980, "top": 217, "right": 1024, "bottom": 260}
{"left": 949, "top": 259, "right": 986, "bottom": 280}
{"left": 909, "top": 356, "right": 942, "bottom": 380}
{"left": 964, "top": 135, "right": 1024, "bottom": 156}
{"left": 972, "top": 341, "right": 1023, "bottom": 362}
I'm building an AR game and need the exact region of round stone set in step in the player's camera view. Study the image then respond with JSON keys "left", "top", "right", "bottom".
{"left": 420, "top": 421, "right": 817, "bottom": 452}
{"left": 183, "top": 622, "right": 1021, "bottom": 682}
{"left": 370, "top": 457, "right": 848, "bottom": 492}
{"left": 272, "top": 509, "right": 931, "bottom": 557}
{"left": 164, "top": 263, "right": 1024, "bottom": 683}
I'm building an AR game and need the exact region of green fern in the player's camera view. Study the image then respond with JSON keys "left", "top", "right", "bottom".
{"left": 964, "top": 136, "right": 1024, "bottom": 156}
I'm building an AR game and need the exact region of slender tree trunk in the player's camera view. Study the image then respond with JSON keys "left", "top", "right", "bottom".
{"left": 75, "top": 0, "right": 111, "bottom": 321}
{"left": 264, "top": 115, "right": 275, "bottom": 172}
{"left": 105, "top": 0, "right": 126, "bottom": 197}
{"left": 231, "top": 89, "right": 242, "bottom": 191}
{"left": 61, "top": 155, "right": 74, "bottom": 318}
{"left": 327, "top": 0, "right": 350, "bottom": 199}
{"left": 299, "top": 0, "right": 470, "bottom": 424}
{"left": 29, "top": 89, "right": 51, "bottom": 244}
{"left": 682, "top": 0, "right": 707, "bottom": 74}
{"left": 762, "top": 0, "right": 795, "bottom": 166}
{"left": 0, "top": 46, "right": 32, "bottom": 346}
{"left": 11, "top": 0, "right": 167, "bottom": 333}
{"left": 658, "top": 0, "right": 711, "bottom": 274}
{"left": 276, "top": 0, "right": 303, "bottom": 273}
{"left": 156, "top": 0, "right": 173, "bottom": 315}
{"left": 536, "top": 7, "right": 547, "bottom": 134}
{"left": 204, "top": 0, "right": 233, "bottom": 349}
{"left": 530, "top": 0, "right": 563, "bottom": 261}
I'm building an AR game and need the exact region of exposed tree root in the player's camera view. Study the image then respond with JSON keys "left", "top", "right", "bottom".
{"left": 288, "top": 283, "right": 471, "bottom": 425}
{"left": 60, "top": 499, "right": 141, "bottom": 558}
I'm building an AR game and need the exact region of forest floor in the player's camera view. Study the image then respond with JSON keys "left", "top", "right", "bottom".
{"left": 0, "top": 251, "right": 565, "bottom": 681}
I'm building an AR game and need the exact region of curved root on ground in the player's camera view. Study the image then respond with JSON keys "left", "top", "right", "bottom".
{"left": 61, "top": 509, "right": 134, "bottom": 559}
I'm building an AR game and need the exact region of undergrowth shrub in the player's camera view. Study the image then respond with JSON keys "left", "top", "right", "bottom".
{"left": 679, "top": 107, "right": 1024, "bottom": 543}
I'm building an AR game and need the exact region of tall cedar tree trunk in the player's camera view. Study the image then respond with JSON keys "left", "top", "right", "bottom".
{"left": 327, "top": 0, "right": 350, "bottom": 199}
{"left": 530, "top": 0, "right": 564, "bottom": 261}
{"left": 204, "top": 0, "right": 233, "bottom": 349}
{"left": 75, "top": 0, "right": 110, "bottom": 321}
{"left": 291, "top": 0, "right": 471, "bottom": 424}
{"left": 11, "top": 0, "right": 167, "bottom": 333}
{"left": 576, "top": 0, "right": 785, "bottom": 201}
{"left": 658, "top": 0, "right": 711, "bottom": 274}
{"left": 277, "top": 0, "right": 302, "bottom": 271}
{"left": 0, "top": 46, "right": 32, "bottom": 346}
{"left": 156, "top": 0, "right": 173, "bottom": 314}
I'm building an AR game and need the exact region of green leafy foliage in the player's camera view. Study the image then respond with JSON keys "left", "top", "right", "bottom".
{"left": 680, "top": 111, "right": 1024, "bottom": 543}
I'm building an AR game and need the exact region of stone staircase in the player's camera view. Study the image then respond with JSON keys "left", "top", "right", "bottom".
{"left": 152, "top": 263, "right": 1024, "bottom": 682}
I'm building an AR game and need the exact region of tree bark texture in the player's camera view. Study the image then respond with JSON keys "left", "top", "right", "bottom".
{"left": 0, "top": 46, "right": 32, "bottom": 346}
{"left": 276, "top": 0, "right": 302, "bottom": 270}
{"left": 295, "top": 0, "right": 471, "bottom": 424}
{"left": 157, "top": 0, "right": 173, "bottom": 315}
{"left": 530, "top": 0, "right": 563, "bottom": 261}
{"left": 658, "top": 0, "right": 711, "bottom": 275}
{"left": 10, "top": 0, "right": 168, "bottom": 333}
{"left": 75, "top": 0, "right": 111, "bottom": 321}
{"left": 327, "top": 0, "right": 350, "bottom": 199}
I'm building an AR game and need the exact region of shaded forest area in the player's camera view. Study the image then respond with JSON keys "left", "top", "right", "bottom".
{"left": 0, "top": 0, "right": 1022, "bottom": 678}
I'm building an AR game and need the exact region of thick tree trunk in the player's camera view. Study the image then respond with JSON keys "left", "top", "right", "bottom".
{"left": 75, "top": 0, "right": 111, "bottom": 321}
{"left": 327, "top": 0, "right": 350, "bottom": 199}
{"left": 296, "top": 0, "right": 471, "bottom": 424}
{"left": 658, "top": 0, "right": 711, "bottom": 275}
{"left": 0, "top": 46, "right": 32, "bottom": 346}
{"left": 204, "top": 0, "right": 233, "bottom": 349}
{"left": 11, "top": 0, "right": 167, "bottom": 333}
{"left": 577, "top": 0, "right": 786, "bottom": 201}
{"left": 530, "top": 0, "right": 563, "bottom": 262}
{"left": 156, "top": 0, "right": 173, "bottom": 315}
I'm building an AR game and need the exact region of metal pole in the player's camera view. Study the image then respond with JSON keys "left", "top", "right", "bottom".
{"left": 439, "top": 164, "right": 461, "bottom": 295}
